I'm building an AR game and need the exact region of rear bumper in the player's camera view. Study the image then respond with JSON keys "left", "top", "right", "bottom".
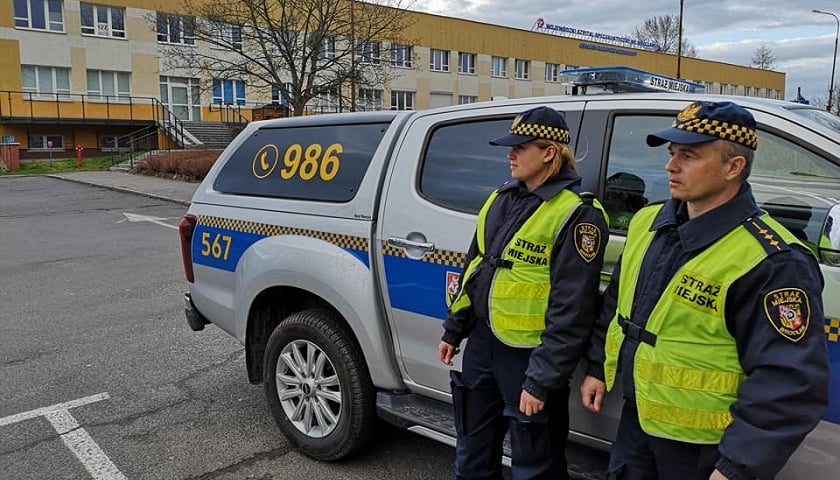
{"left": 184, "top": 292, "right": 210, "bottom": 331}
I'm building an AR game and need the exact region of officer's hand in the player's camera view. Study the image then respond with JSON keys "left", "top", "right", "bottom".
{"left": 709, "top": 470, "right": 728, "bottom": 480}
{"left": 580, "top": 375, "right": 606, "bottom": 413}
{"left": 519, "top": 390, "right": 545, "bottom": 416}
{"left": 438, "top": 341, "right": 457, "bottom": 366}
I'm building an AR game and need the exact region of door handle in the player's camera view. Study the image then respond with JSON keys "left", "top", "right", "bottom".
{"left": 387, "top": 237, "right": 435, "bottom": 252}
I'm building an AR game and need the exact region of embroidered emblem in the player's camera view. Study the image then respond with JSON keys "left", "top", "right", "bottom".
{"left": 764, "top": 288, "right": 810, "bottom": 342}
{"left": 575, "top": 223, "right": 601, "bottom": 263}
{"left": 677, "top": 103, "right": 702, "bottom": 122}
{"left": 445, "top": 271, "right": 461, "bottom": 308}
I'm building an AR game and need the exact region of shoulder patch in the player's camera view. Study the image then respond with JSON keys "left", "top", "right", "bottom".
{"left": 743, "top": 217, "right": 790, "bottom": 255}
{"left": 575, "top": 223, "right": 601, "bottom": 263}
{"left": 763, "top": 288, "right": 810, "bottom": 342}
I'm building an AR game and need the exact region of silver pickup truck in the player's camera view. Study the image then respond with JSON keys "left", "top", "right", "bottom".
{"left": 178, "top": 92, "right": 840, "bottom": 478}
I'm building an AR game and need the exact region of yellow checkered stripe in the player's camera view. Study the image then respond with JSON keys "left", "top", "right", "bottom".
{"left": 197, "top": 215, "right": 368, "bottom": 251}
{"left": 510, "top": 122, "right": 570, "bottom": 144}
{"left": 825, "top": 318, "right": 840, "bottom": 343}
{"left": 674, "top": 118, "right": 758, "bottom": 149}
{"left": 381, "top": 240, "right": 467, "bottom": 268}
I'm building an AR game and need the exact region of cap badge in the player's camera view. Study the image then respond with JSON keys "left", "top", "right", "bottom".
{"left": 677, "top": 103, "right": 702, "bottom": 122}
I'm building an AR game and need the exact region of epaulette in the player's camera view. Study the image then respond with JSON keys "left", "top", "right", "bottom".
{"left": 579, "top": 191, "right": 595, "bottom": 205}
{"left": 743, "top": 216, "right": 790, "bottom": 255}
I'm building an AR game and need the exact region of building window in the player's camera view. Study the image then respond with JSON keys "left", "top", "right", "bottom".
{"left": 359, "top": 89, "right": 383, "bottom": 111}
{"left": 391, "top": 44, "right": 412, "bottom": 68}
{"left": 391, "top": 90, "right": 414, "bottom": 110}
{"left": 213, "top": 79, "right": 246, "bottom": 106}
{"left": 272, "top": 83, "right": 294, "bottom": 105}
{"left": 21, "top": 65, "right": 70, "bottom": 98}
{"left": 156, "top": 12, "right": 195, "bottom": 45}
{"left": 318, "top": 36, "right": 336, "bottom": 60}
{"left": 80, "top": 2, "right": 124, "bottom": 38}
{"left": 28, "top": 134, "right": 64, "bottom": 151}
{"left": 99, "top": 134, "right": 132, "bottom": 152}
{"left": 545, "top": 63, "right": 561, "bottom": 82}
{"left": 211, "top": 22, "right": 241, "bottom": 50}
{"left": 458, "top": 52, "right": 476, "bottom": 74}
{"left": 430, "top": 49, "right": 449, "bottom": 72}
{"left": 310, "top": 88, "right": 339, "bottom": 112}
{"left": 491, "top": 56, "right": 507, "bottom": 77}
{"left": 357, "top": 40, "right": 381, "bottom": 64}
{"left": 458, "top": 95, "right": 478, "bottom": 104}
{"left": 87, "top": 70, "right": 130, "bottom": 99}
{"left": 515, "top": 59, "right": 529, "bottom": 80}
{"left": 14, "top": 0, "right": 64, "bottom": 31}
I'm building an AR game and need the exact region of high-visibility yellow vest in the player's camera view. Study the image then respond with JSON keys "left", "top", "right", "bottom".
{"left": 604, "top": 204, "right": 805, "bottom": 443}
{"left": 450, "top": 187, "right": 605, "bottom": 347}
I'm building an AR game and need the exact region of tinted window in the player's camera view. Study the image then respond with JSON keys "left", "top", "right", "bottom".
{"left": 214, "top": 122, "right": 390, "bottom": 201}
{"left": 604, "top": 115, "right": 673, "bottom": 231}
{"left": 420, "top": 118, "right": 514, "bottom": 213}
{"left": 604, "top": 114, "right": 840, "bottom": 248}
{"left": 752, "top": 130, "right": 840, "bottom": 250}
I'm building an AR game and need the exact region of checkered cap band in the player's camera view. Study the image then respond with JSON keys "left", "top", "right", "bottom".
{"left": 674, "top": 117, "right": 758, "bottom": 150}
{"left": 509, "top": 122, "right": 570, "bottom": 144}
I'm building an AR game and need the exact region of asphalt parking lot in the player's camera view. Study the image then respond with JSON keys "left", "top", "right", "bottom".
{"left": 0, "top": 176, "right": 464, "bottom": 480}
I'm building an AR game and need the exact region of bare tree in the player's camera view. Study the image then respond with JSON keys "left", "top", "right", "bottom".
{"left": 153, "top": 0, "right": 415, "bottom": 115}
{"left": 632, "top": 15, "right": 697, "bottom": 57}
{"left": 751, "top": 44, "right": 776, "bottom": 70}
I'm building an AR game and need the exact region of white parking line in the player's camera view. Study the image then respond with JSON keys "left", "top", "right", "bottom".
{"left": 0, "top": 393, "right": 127, "bottom": 480}
{"left": 120, "top": 212, "right": 178, "bottom": 230}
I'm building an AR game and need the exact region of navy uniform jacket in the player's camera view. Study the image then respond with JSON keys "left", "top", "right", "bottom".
{"left": 442, "top": 167, "right": 608, "bottom": 401}
{"left": 585, "top": 183, "right": 829, "bottom": 480}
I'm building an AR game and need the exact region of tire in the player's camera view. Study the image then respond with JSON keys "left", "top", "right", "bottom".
{"left": 263, "top": 309, "right": 376, "bottom": 461}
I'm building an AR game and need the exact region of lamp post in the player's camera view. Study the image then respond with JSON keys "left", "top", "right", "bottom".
{"left": 813, "top": 9, "right": 839, "bottom": 113}
{"left": 676, "top": 0, "right": 684, "bottom": 79}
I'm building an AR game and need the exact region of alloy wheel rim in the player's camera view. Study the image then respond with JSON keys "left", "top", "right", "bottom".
{"left": 275, "top": 339, "right": 342, "bottom": 438}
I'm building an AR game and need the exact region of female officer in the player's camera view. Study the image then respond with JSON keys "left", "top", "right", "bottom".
{"left": 438, "top": 106, "right": 608, "bottom": 479}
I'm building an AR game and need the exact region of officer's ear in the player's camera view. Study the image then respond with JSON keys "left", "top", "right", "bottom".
{"left": 724, "top": 154, "right": 746, "bottom": 182}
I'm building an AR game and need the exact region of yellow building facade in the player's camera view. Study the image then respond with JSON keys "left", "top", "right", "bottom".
{"left": 0, "top": 0, "right": 786, "bottom": 158}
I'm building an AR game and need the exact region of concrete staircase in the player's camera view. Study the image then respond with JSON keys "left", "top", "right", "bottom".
{"left": 183, "top": 122, "right": 237, "bottom": 149}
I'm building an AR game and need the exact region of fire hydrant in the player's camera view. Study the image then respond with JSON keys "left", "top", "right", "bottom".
{"left": 75, "top": 144, "right": 83, "bottom": 168}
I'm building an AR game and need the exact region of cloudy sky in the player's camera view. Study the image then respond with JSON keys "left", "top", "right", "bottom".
{"left": 415, "top": 0, "right": 839, "bottom": 104}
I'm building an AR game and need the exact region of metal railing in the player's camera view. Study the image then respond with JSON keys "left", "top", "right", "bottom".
{"left": 0, "top": 90, "right": 161, "bottom": 123}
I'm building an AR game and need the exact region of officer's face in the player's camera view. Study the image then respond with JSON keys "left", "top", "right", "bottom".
{"left": 665, "top": 140, "right": 744, "bottom": 215}
{"left": 508, "top": 141, "right": 554, "bottom": 191}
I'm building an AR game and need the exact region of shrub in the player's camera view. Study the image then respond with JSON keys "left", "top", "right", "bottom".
{"left": 136, "top": 149, "right": 222, "bottom": 181}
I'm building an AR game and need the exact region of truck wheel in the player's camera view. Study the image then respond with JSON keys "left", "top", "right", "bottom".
{"left": 263, "top": 309, "right": 375, "bottom": 461}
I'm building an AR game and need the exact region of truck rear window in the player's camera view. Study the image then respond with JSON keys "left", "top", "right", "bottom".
{"left": 214, "top": 122, "right": 391, "bottom": 202}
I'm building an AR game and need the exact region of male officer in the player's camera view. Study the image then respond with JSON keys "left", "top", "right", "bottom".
{"left": 580, "top": 101, "right": 829, "bottom": 480}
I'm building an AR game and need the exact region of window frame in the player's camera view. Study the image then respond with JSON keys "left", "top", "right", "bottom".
{"left": 357, "top": 40, "right": 381, "bottom": 65}
{"left": 429, "top": 49, "right": 450, "bottom": 72}
{"left": 156, "top": 12, "right": 195, "bottom": 45}
{"left": 28, "top": 134, "right": 65, "bottom": 151}
{"left": 80, "top": 2, "right": 125, "bottom": 38}
{"left": 514, "top": 59, "right": 530, "bottom": 80}
{"left": 211, "top": 22, "right": 242, "bottom": 50}
{"left": 390, "top": 90, "right": 414, "bottom": 110}
{"left": 359, "top": 88, "right": 383, "bottom": 111}
{"left": 212, "top": 79, "right": 246, "bottom": 106}
{"left": 458, "top": 52, "right": 476, "bottom": 74}
{"left": 545, "top": 63, "right": 560, "bottom": 82}
{"left": 458, "top": 95, "right": 477, "bottom": 105}
{"left": 22, "top": 65, "right": 71, "bottom": 99}
{"left": 391, "top": 44, "right": 412, "bottom": 68}
{"left": 86, "top": 69, "right": 131, "bottom": 100}
{"left": 14, "top": 0, "right": 64, "bottom": 32}
{"left": 491, "top": 56, "right": 507, "bottom": 78}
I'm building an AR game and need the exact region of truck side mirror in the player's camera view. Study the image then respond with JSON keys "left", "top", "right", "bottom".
{"left": 819, "top": 204, "right": 840, "bottom": 267}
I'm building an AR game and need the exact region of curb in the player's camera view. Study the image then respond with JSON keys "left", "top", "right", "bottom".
{"left": 47, "top": 174, "right": 192, "bottom": 206}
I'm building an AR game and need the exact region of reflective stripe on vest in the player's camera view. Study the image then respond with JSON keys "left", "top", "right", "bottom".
{"left": 604, "top": 204, "right": 804, "bottom": 444}
{"left": 450, "top": 187, "right": 605, "bottom": 347}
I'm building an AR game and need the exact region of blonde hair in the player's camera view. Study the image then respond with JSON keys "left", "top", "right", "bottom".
{"left": 531, "top": 139, "right": 577, "bottom": 184}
